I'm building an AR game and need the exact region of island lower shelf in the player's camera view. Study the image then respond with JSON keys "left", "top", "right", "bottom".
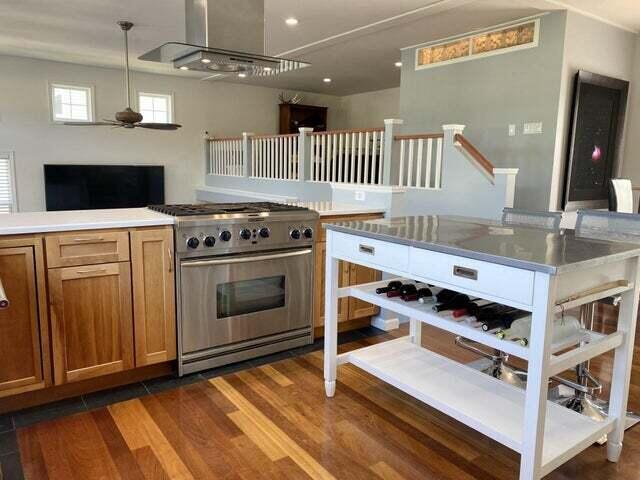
{"left": 342, "top": 336, "right": 614, "bottom": 477}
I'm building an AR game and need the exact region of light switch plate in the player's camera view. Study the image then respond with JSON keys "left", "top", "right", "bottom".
{"left": 508, "top": 124, "right": 516, "bottom": 137}
{"left": 355, "top": 190, "right": 366, "bottom": 201}
{"left": 523, "top": 122, "right": 543, "bottom": 135}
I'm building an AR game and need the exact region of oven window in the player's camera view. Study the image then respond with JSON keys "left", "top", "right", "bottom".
{"left": 217, "top": 275, "right": 286, "bottom": 319}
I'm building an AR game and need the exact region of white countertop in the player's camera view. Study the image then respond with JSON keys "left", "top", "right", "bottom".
{"left": 290, "top": 201, "right": 386, "bottom": 217}
{"left": 0, "top": 208, "right": 174, "bottom": 235}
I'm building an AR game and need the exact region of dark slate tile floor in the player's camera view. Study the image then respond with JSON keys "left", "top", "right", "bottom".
{"left": 0, "top": 326, "right": 386, "bottom": 480}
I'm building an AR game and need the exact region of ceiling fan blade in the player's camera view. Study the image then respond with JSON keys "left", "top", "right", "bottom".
{"left": 136, "top": 123, "right": 182, "bottom": 130}
{"left": 64, "top": 121, "right": 120, "bottom": 126}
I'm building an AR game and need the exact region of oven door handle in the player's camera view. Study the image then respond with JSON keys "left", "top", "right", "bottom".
{"left": 181, "top": 248, "right": 313, "bottom": 267}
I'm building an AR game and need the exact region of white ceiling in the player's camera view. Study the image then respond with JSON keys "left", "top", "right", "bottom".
{"left": 0, "top": 0, "right": 638, "bottom": 96}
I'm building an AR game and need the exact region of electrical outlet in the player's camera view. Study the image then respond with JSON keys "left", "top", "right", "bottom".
{"left": 523, "top": 122, "right": 543, "bottom": 135}
{"left": 354, "top": 190, "right": 366, "bottom": 201}
{"left": 508, "top": 124, "right": 516, "bottom": 137}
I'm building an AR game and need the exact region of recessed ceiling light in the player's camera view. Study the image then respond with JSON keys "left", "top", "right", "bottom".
{"left": 285, "top": 17, "right": 299, "bottom": 26}
{"left": 201, "top": 58, "right": 211, "bottom": 64}
{"left": 179, "top": 66, "right": 189, "bottom": 70}
{"left": 238, "top": 73, "right": 247, "bottom": 78}
{"left": 323, "top": 77, "right": 332, "bottom": 83}
{"left": 394, "top": 62, "right": 402, "bottom": 67}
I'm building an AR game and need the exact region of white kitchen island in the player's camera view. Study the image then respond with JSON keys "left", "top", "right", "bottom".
{"left": 323, "top": 216, "right": 640, "bottom": 479}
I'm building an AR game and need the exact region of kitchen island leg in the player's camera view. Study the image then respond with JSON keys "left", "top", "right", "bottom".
{"left": 520, "top": 274, "right": 556, "bottom": 480}
{"left": 324, "top": 232, "right": 339, "bottom": 397}
{"left": 607, "top": 258, "right": 640, "bottom": 462}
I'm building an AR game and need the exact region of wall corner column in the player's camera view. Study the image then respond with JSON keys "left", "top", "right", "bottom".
{"left": 242, "top": 132, "right": 254, "bottom": 178}
{"left": 298, "top": 127, "right": 314, "bottom": 182}
{"left": 382, "top": 119, "right": 403, "bottom": 185}
{"left": 203, "top": 131, "right": 212, "bottom": 176}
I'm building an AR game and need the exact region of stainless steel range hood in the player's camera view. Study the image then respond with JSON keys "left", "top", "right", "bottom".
{"left": 139, "top": 0, "right": 310, "bottom": 77}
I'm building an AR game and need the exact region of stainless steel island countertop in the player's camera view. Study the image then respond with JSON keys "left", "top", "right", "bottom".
{"left": 324, "top": 215, "right": 640, "bottom": 274}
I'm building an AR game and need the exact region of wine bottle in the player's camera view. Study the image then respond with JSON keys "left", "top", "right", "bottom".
{"left": 480, "top": 309, "right": 528, "bottom": 331}
{"left": 432, "top": 294, "right": 471, "bottom": 312}
{"left": 403, "top": 287, "right": 432, "bottom": 302}
{"left": 376, "top": 280, "right": 403, "bottom": 295}
{"left": 399, "top": 284, "right": 417, "bottom": 300}
{"left": 387, "top": 283, "right": 415, "bottom": 298}
{"left": 496, "top": 315, "right": 582, "bottom": 347}
{"left": 452, "top": 300, "right": 497, "bottom": 318}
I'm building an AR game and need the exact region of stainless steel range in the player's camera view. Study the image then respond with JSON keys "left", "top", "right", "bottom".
{"left": 148, "top": 202, "right": 318, "bottom": 375}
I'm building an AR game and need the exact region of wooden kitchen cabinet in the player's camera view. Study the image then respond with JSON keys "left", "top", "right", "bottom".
{"left": 0, "top": 239, "right": 51, "bottom": 397}
{"left": 130, "top": 227, "right": 176, "bottom": 366}
{"left": 48, "top": 262, "right": 134, "bottom": 384}
{"left": 45, "top": 230, "right": 130, "bottom": 268}
{"left": 313, "top": 213, "right": 383, "bottom": 337}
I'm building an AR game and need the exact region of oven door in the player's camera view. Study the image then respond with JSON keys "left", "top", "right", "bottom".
{"left": 179, "top": 247, "right": 313, "bottom": 354}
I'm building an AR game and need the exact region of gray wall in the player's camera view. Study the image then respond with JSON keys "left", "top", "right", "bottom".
{"left": 0, "top": 54, "right": 344, "bottom": 212}
{"left": 622, "top": 36, "right": 640, "bottom": 189}
{"left": 398, "top": 12, "right": 567, "bottom": 211}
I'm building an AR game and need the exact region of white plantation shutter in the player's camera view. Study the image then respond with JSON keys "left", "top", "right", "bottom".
{"left": 0, "top": 153, "right": 17, "bottom": 213}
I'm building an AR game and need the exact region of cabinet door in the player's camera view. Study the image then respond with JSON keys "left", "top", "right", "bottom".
{"left": 0, "top": 247, "right": 46, "bottom": 396}
{"left": 49, "top": 262, "right": 134, "bottom": 384}
{"left": 348, "top": 263, "right": 381, "bottom": 320}
{"left": 130, "top": 228, "right": 176, "bottom": 366}
{"left": 314, "top": 242, "right": 350, "bottom": 328}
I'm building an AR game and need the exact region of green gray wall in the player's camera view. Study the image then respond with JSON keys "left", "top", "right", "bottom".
{"left": 398, "top": 12, "right": 567, "bottom": 211}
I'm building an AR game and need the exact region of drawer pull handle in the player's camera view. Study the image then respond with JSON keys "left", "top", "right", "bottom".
{"left": 76, "top": 268, "right": 107, "bottom": 275}
{"left": 453, "top": 265, "right": 478, "bottom": 281}
{"left": 359, "top": 244, "right": 375, "bottom": 255}
{"left": 0, "top": 275, "right": 8, "bottom": 309}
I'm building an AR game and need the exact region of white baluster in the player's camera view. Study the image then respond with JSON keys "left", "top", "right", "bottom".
{"left": 321, "top": 135, "right": 327, "bottom": 182}
{"left": 364, "top": 131, "right": 370, "bottom": 184}
{"left": 357, "top": 132, "right": 363, "bottom": 183}
{"left": 377, "top": 132, "right": 384, "bottom": 185}
{"left": 331, "top": 133, "right": 337, "bottom": 182}
{"left": 435, "top": 137, "right": 443, "bottom": 188}
{"left": 399, "top": 139, "right": 406, "bottom": 186}
{"left": 415, "top": 139, "right": 424, "bottom": 188}
{"left": 407, "top": 139, "right": 414, "bottom": 187}
{"left": 350, "top": 133, "right": 356, "bottom": 183}
{"left": 344, "top": 132, "right": 351, "bottom": 183}
{"left": 425, "top": 139, "right": 433, "bottom": 188}
{"left": 371, "top": 131, "right": 378, "bottom": 185}
{"left": 337, "top": 133, "right": 344, "bottom": 183}
{"left": 310, "top": 135, "right": 315, "bottom": 181}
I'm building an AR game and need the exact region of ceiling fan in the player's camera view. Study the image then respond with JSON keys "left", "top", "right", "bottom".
{"left": 65, "top": 21, "right": 181, "bottom": 130}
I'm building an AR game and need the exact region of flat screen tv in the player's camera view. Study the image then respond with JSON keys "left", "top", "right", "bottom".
{"left": 44, "top": 164, "right": 164, "bottom": 211}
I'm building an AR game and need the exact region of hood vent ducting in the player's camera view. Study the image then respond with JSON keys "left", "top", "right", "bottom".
{"left": 139, "top": 0, "right": 310, "bottom": 77}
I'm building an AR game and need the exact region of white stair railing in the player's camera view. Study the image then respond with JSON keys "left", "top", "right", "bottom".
{"left": 308, "top": 128, "right": 384, "bottom": 185}
{"left": 394, "top": 133, "right": 444, "bottom": 189}
{"left": 251, "top": 134, "right": 300, "bottom": 180}
{"left": 208, "top": 137, "right": 244, "bottom": 177}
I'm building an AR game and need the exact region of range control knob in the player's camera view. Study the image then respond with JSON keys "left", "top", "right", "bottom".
{"left": 186, "top": 237, "right": 200, "bottom": 249}
{"left": 240, "top": 228, "right": 252, "bottom": 240}
{"left": 203, "top": 236, "right": 216, "bottom": 247}
{"left": 219, "top": 230, "right": 232, "bottom": 242}
{"left": 259, "top": 227, "right": 270, "bottom": 238}
{"left": 303, "top": 227, "right": 313, "bottom": 239}
{"left": 290, "top": 229, "right": 301, "bottom": 240}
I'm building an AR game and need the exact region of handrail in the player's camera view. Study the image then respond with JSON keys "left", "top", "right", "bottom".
{"left": 393, "top": 133, "right": 444, "bottom": 141}
{"left": 209, "top": 136, "right": 243, "bottom": 142}
{"left": 252, "top": 133, "right": 299, "bottom": 139}
{"left": 307, "top": 127, "right": 384, "bottom": 136}
{"left": 454, "top": 133, "right": 495, "bottom": 178}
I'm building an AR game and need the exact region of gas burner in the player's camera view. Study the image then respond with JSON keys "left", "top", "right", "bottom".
{"left": 148, "top": 202, "right": 308, "bottom": 217}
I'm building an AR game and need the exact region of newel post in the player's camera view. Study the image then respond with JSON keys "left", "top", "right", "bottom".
{"left": 442, "top": 124, "right": 466, "bottom": 146}
{"left": 382, "top": 119, "right": 403, "bottom": 185}
{"left": 298, "top": 127, "right": 314, "bottom": 182}
{"left": 242, "top": 132, "right": 254, "bottom": 178}
{"left": 203, "top": 131, "right": 212, "bottom": 176}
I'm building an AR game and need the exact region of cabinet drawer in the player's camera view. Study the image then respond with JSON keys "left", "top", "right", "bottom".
{"left": 409, "top": 247, "right": 534, "bottom": 306}
{"left": 331, "top": 232, "right": 409, "bottom": 272}
{"left": 46, "top": 230, "right": 130, "bottom": 267}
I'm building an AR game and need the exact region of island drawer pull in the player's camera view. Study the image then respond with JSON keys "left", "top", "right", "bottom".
{"left": 0, "top": 275, "right": 8, "bottom": 309}
{"left": 453, "top": 265, "right": 478, "bottom": 281}
{"left": 359, "top": 244, "right": 375, "bottom": 255}
{"left": 76, "top": 268, "right": 108, "bottom": 275}
{"left": 71, "top": 236, "right": 105, "bottom": 243}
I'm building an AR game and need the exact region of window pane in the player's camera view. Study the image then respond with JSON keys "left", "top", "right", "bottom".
{"left": 54, "top": 88, "right": 70, "bottom": 104}
{"left": 69, "top": 89, "right": 87, "bottom": 105}
{"left": 60, "top": 104, "right": 72, "bottom": 119}
{"left": 152, "top": 96, "right": 167, "bottom": 111}
{"left": 139, "top": 96, "right": 153, "bottom": 110}
{"left": 71, "top": 105, "right": 88, "bottom": 120}
{"left": 140, "top": 109, "right": 153, "bottom": 122}
{"left": 153, "top": 111, "right": 168, "bottom": 123}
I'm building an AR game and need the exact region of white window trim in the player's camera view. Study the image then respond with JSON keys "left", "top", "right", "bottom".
{"left": 49, "top": 82, "right": 95, "bottom": 123}
{"left": 136, "top": 91, "right": 175, "bottom": 124}
{"left": 0, "top": 152, "right": 18, "bottom": 213}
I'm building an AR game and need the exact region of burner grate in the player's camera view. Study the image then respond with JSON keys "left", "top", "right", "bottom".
{"left": 148, "top": 202, "right": 308, "bottom": 217}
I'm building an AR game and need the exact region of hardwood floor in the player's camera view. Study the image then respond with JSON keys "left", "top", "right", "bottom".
{"left": 9, "top": 308, "right": 640, "bottom": 479}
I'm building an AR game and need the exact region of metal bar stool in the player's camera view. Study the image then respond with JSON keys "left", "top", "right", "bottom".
{"left": 455, "top": 208, "right": 563, "bottom": 388}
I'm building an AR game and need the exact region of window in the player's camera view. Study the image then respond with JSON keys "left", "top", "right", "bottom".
{"left": 138, "top": 92, "right": 173, "bottom": 123}
{"left": 0, "top": 153, "right": 17, "bottom": 214}
{"left": 50, "top": 84, "right": 94, "bottom": 122}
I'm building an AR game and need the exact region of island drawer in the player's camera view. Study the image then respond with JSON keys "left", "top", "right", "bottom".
{"left": 408, "top": 247, "right": 535, "bottom": 306}
{"left": 330, "top": 232, "right": 409, "bottom": 272}
{"left": 45, "top": 230, "right": 130, "bottom": 268}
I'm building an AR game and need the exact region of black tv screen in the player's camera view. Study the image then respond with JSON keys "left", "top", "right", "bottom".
{"left": 44, "top": 165, "right": 165, "bottom": 211}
